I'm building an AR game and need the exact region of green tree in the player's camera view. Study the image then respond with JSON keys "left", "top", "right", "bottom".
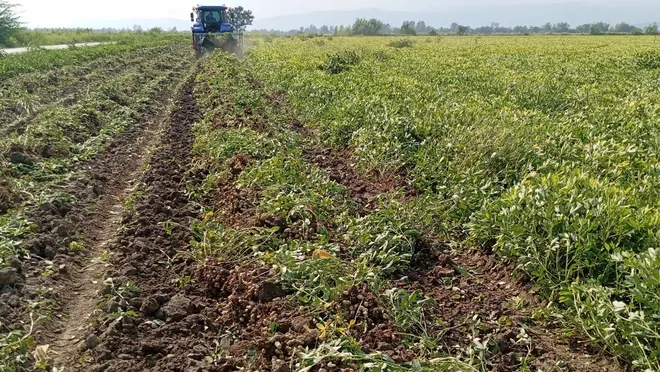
{"left": 351, "top": 18, "right": 384, "bottom": 36}
{"left": 553, "top": 22, "right": 570, "bottom": 33}
{"left": 613, "top": 22, "right": 634, "bottom": 33}
{"left": 227, "top": 6, "right": 254, "bottom": 32}
{"left": 415, "top": 20, "right": 426, "bottom": 33}
{"left": 400, "top": 21, "right": 416, "bottom": 36}
{"left": 645, "top": 23, "right": 658, "bottom": 35}
{"left": 457, "top": 25, "right": 469, "bottom": 35}
{"left": 0, "top": 0, "right": 21, "bottom": 46}
{"left": 575, "top": 24, "right": 591, "bottom": 33}
{"left": 593, "top": 22, "right": 610, "bottom": 33}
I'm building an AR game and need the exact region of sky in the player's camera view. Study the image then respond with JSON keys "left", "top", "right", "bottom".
{"left": 13, "top": 0, "right": 634, "bottom": 28}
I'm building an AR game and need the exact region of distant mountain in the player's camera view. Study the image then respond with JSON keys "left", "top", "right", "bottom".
{"left": 251, "top": 2, "right": 660, "bottom": 30}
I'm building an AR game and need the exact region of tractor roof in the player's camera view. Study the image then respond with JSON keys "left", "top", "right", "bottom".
{"left": 195, "top": 5, "right": 228, "bottom": 11}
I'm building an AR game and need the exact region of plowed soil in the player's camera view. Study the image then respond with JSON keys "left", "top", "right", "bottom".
{"left": 75, "top": 77, "right": 206, "bottom": 371}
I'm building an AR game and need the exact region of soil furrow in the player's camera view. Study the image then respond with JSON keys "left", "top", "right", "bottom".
{"left": 44, "top": 88, "right": 181, "bottom": 367}
{"left": 74, "top": 72, "right": 207, "bottom": 371}
{"left": 0, "top": 61, "right": 192, "bottom": 370}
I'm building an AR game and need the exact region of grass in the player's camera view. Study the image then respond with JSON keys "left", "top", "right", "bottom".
{"left": 192, "top": 35, "right": 660, "bottom": 370}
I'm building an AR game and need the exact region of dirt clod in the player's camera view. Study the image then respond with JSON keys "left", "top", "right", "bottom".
{"left": 161, "top": 294, "right": 194, "bottom": 321}
{"left": 119, "top": 264, "right": 137, "bottom": 277}
{"left": 258, "top": 281, "right": 286, "bottom": 302}
{"left": 140, "top": 296, "right": 160, "bottom": 316}
{"left": 0, "top": 267, "right": 19, "bottom": 286}
{"left": 0, "top": 302, "right": 11, "bottom": 317}
{"left": 9, "top": 151, "right": 35, "bottom": 165}
{"left": 84, "top": 334, "right": 101, "bottom": 351}
{"left": 0, "top": 182, "right": 19, "bottom": 213}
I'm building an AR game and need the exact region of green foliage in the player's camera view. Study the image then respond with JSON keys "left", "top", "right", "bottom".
{"left": 385, "top": 288, "right": 435, "bottom": 335}
{"left": 0, "top": 0, "right": 20, "bottom": 47}
{"left": 318, "top": 50, "right": 361, "bottom": 74}
{"left": 0, "top": 328, "right": 35, "bottom": 371}
{"left": 298, "top": 338, "right": 476, "bottom": 371}
{"left": 563, "top": 249, "right": 660, "bottom": 370}
{"left": 270, "top": 245, "right": 355, "bottom": 308}
{"left": 245, "top": 36, "right": 660, "bottom": 370}
{"left": 388, "top": 38, "right": 414, "bottom": 48}
{"left": 339, "top": 200, "right": 422, "bottom": 275}
{"left": 472, "top": 170, "right": 660, "bottom": 288}
{"left": 227, "top": 6, "right": 254, "bottom": 32}
{"left": 239, "top": 154, "right": 349, "bottom": 226}
{"left": 634, "top": 50, "right": 660, "bottom": 70}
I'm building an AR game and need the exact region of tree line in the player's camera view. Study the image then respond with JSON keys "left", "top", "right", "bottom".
{"left": 254, "top": 19, "right": 659, "bottom": 36}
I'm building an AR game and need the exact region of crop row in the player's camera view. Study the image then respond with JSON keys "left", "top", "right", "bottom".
{"left": 0, "top": 44, "right": 193, "bottom": 267}
{"left": 243, "top": 36, "right": 660, "bottom": 369}
{"left": 0, "top": 33, "right": 188, "bottom": 80}
{"left": 0, "top": 44, "right": 190, "bottom": 129}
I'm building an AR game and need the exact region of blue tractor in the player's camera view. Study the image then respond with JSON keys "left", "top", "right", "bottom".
{"left": 190, "top": 5, "right": 242, "bottom": 57}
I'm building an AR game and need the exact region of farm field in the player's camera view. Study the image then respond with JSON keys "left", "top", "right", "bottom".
{"left": 0, "top": 35, "right": 658, "bottom": 371}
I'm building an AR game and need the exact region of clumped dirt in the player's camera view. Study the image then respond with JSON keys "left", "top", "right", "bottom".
{"left": 0, "top": 180, "right": 19, "bottom": 214}
{"left": 398, "top": 243, "right": 622, "bottom": 372}
{"left": 210, "top": 153, "right": 259, "bottom": 229}
{"left": 75, "top": 78, "right": 204, "bottom": 371}
{"left": 335, "top": 285, "right": 416, "bottom": 363}
{"left": 198, "top": 262, "right": 314, "bottom": 370}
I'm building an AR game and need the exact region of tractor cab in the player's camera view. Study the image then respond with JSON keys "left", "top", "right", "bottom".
{"left": 190, "top": 6, "right": 234, "bottom": 34}
{"left": 190, "top": 5, "right": 242, "bottom": 57}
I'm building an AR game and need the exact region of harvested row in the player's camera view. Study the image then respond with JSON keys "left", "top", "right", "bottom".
{"left": 0, "top": 46, "right": 193, "bottom": 370}
{"left": 0, "top": 34, "right": 188, "bottom": 80}
{"left": 65, "top": 72, "right": 204, "bottom": 371}
{"left": 0, "top": 44, "right": 187, "bottom": 127}
{"left": 0, "top": 44, "right": 192, "bottom": 264}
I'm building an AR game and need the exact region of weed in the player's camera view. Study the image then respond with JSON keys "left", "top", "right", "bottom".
{"left": 388, "top": 39, "right": 414, "bottom": 48}
{"left": 318, "top": 50, "right": 362, "bottom": 74}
